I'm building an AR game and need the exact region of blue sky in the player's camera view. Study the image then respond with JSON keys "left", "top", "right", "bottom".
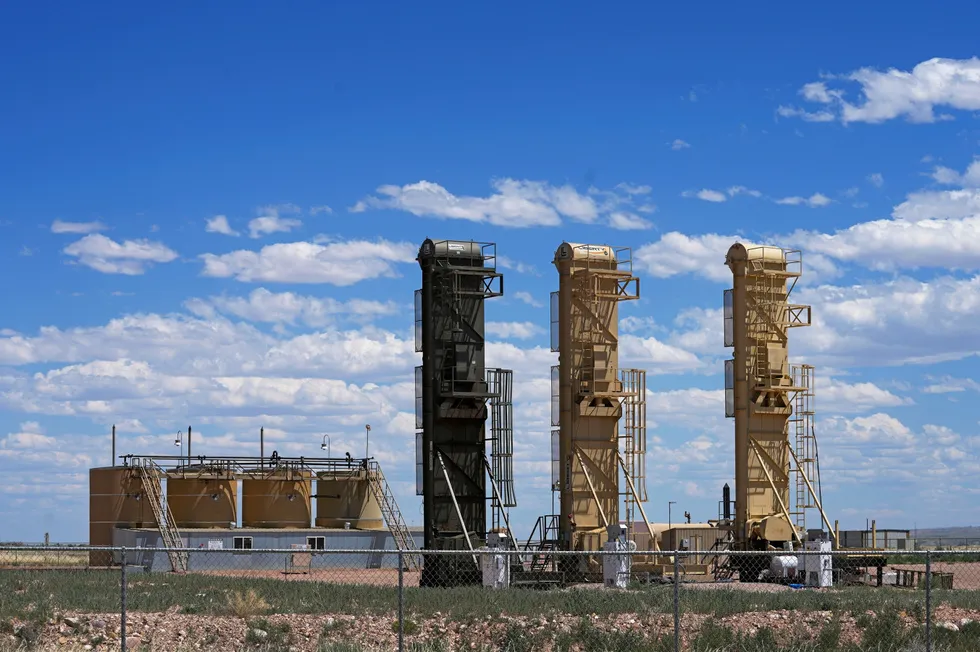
{"left": 2, "top": 1, "right": 980, "bottom": 542}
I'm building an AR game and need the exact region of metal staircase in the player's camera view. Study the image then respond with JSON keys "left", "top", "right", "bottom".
{"left": 136, "top": 459, "right": 187, "bottom": 573}
{"left": 522, "top": 515, "right": 561, "bottom": 572}
{"left": 366, "top": 461, "right": 422, "bottom": 571}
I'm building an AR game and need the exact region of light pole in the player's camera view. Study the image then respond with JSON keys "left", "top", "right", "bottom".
{"left": 174, "top": 430, "right": 183, "bottom": 459}
{"left": 321, "top": 434, "right": 331, "bottom": 457}
{"left": 668, "top": 501, "right": 676, "bottom": 530}
{"left": 365, "top": 424, "right": 371, "bottom": 459}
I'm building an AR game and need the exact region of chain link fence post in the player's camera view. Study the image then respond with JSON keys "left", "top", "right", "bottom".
{"left": 673, "top": 551, "right": 680, "bottom": 652}
{"left": 925, "top": 550, "right": 932, "bottom": 652}
{"left": 398, "top": 550, "right": 405, "bottom": 652}
{"left": 120, "top": 547, "right": 127, "bottom": 652}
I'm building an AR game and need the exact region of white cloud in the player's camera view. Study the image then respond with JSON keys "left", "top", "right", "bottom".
{"left": 608, "top": 211, "right": 653, "bottom": 230}
{"left": 867, "top": 173, "right": 885, "bottom": 188}
{"left": 796, "top": 274, "right": 980, "bottom": 367}
{"left": 310, "top": 205, "right": 333, "bottom": 215}
{"left": 775, "top": 193, "right": 832, "bottom": 207}
{"left": 188, "top": 288, "right": 401, "bottom": 327}
{"left": 783, "top": 57, "right": 980, "bottom": 124}
{"left": 818, "top": 378, "right": 913, "bottom": 413}
{"left": 727, "top": 186, "right": 763, "bottom": 198}
{"left": 670, "top": 139, "right": 691, "bottom": 150}
{"left": 930, "top": 159, "right": 980, "bottom": 187}
{"left": 200, "top": 238, "right": 416, "bottom": 285}
{"left": 683, "top": 189, "right": 728, "bottom": 203}
{"left": 497, "top": 256, "right": 538, "bottom": 276}
{"left": 0, "top": 422, "right": 57, "bottom": 450}
{"left": 922, "top": 376, "right": 980, "bottom": 394}
{"left": 486, "top": 322, "right": 544, "bottom": 340}
{"left": 63, "top": 234, "right": 178, "bottom": 275}
{"left": 205, "top": 215, "right": 239, "bottom": 236}
{"left": 513, "top": 291, "right": 543, "bottom": 308}
{"left": 620, "top": 335, "right": 703, "bottom": 374}
{"left": 352, "top": 179, "right": 599, "bottom": 227}
{"left": 775, "top": 106, "right": 836, "bottom": 122}
{"left": 51, "top": 220, "right": 106, "bottom": 234}
{"left": 634, "top": 232, "right": 747, "bottom": 282}
{"left": 248, "top": 211, "right": 303, "bottom": 238}
{"left": 615, "top": 183, "right": 652, "bottom": 195}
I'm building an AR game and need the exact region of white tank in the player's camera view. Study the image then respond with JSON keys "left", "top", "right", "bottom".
{"left": 770, "top": 555, "right": 799, "bottom": 578}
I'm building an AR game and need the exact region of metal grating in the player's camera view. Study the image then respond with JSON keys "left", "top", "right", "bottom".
{"left": 487, "top": 368, "right": 516, "bottom": 507}
{"left": 550, "top": 291, "right": 560, "bottom": 352}
{"left": 724, "top": 358, "right": 735, "bottom": 418}
{"left": 723, "top": 289, "right": 734, "bottom": 348}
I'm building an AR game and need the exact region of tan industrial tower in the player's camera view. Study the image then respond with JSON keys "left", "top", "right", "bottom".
{"left": 724, "top": 243, "right": 834, "bottom": 552}
{"left": 550, "top": 242, "right": 654, "bottom": 557}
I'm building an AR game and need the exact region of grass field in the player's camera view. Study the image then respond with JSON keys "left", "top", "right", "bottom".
{"left": 0, "top": 551, "right": 88, "bottom": 568}
{"left": 2, "top": 569, "right": 980, "bottom": 650}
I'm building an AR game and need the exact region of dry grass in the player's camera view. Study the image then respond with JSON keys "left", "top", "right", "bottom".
{"left": 225, "top": 588, "right": 271, "bottom": 619}
{"left": 0, "top": 551, "right": 88, "bottom": 568}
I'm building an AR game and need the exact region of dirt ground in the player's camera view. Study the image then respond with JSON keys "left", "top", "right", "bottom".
{"left": 198, "top": 568, "right": 423, "bottom": 587}
{"left": 6, "top": 604, "right": 978, "bottom": 652}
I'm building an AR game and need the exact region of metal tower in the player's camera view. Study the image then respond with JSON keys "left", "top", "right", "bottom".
{"left": 547, "top": 242, "right": 655, "bottom": 571}
{"left": 415, "top": 239, "right": 516, "bottom": 587}
{"left": 723, "top": 243, "right": 834, "bottom": 555}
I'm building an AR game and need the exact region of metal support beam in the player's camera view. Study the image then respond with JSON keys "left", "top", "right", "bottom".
{"left": 436, "top": 451, "right": 478, "bottom": 566}
{"left": 574, "top": 446, "right": 609, "bottom": 529}
{"left": 616, "top": 451, "right": 659, "bottom": 552}
{"left": 748, "top": 439, "right": 801, "bottom": 545}
{"left": 786, "top": 444, "right": 838, "bottom": 546}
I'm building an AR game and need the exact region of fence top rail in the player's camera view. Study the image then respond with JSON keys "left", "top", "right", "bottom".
{"left": 0, "top": 545, "right": 976, "bottom": 556}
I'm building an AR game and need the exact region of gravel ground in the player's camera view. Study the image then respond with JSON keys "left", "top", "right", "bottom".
{"left": 5, "top": 604, "right": 978, "bottom": 651}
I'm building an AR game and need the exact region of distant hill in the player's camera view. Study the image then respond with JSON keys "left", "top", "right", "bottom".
{"left": 913, "top": 527, "right": 980, "bottom": 538}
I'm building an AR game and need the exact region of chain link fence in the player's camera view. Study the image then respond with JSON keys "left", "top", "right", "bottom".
{"left": 0, "top": 545, "right": 979, "bottom": 650}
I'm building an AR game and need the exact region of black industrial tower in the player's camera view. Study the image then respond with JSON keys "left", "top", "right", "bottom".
{"left": 415, "top": 239, "right": 516, "bottom": 587}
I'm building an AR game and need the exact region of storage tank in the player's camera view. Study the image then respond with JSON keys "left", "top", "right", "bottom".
{"left": 166, "top": 473, "right": 238, "bottom": 528}
{"left": 241, "top": 469, "right": 313, "bottom": 528}
{"left": 89, "top": 467, "right": 159, "bottom": 565}
{"left": 315, "top": 470, "right": 383, "bottom": 529}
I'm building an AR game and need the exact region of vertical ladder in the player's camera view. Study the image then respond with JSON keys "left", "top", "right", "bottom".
{"left": 137, "top": 460, "right": 187, "bottom": 573}
{"left": 367, "top": 461, "right": 422, "bottom": 571}
{"left": 790, "top": 364, "right": 818, "bottom": 531}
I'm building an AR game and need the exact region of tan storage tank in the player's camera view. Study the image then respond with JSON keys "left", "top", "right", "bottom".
{"left": 241, "top": 469, "right": 313, "bottom": 528}
{"left": 166, "top": 474, "right": 238, "bottom": 528}
{"left": 89, "top": 467, "right": 159, "bottom": 565}
{"left": 315, "top": 470, "right": 383, "bottom": 529}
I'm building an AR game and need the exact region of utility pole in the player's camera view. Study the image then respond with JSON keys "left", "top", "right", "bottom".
{"left": 365, "top": 424, "right": 371, "bottom": 459}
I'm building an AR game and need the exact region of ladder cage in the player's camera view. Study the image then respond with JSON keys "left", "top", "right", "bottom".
{"left": 487, "top": 368, "right": 517, "bottom": 508}
{"left": 620, "top": 368, "right": 648, "bottom": 503}
{"left": 789, "top": 363, "right": 821, "bottom": 532}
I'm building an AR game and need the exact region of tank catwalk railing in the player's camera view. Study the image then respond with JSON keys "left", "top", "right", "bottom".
{"left": 2, "top": 545, "right": 978, "bottom": 651}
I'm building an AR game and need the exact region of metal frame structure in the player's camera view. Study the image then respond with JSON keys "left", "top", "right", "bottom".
{"left": 723, "top": 243, "right": 834, "bottom": 557}
{"left": 111, "top": 454, "right": 421, "bottom": 572}
{"left": 415, "top": 239, "right": 516, "bottom": 587}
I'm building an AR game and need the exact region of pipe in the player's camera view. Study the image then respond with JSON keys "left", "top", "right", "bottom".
{"left": 872, "top": 519, "right": 877, "bottom": 550}
{"left": 187, "top": 425, "right": 192, "bottom": 462}
{"left": 260, "top": 427, "right": 264, "bottom": 469}
{"left": 723, "top": 483, "right": 731, "bottom": 521}
{"left": 112, "top": 424, "right": 116, "bottom": 467}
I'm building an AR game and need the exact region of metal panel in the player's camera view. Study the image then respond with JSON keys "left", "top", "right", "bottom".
{"left": 724, "top": 358, "right": 735, "bottom": 418}
{"left": 550, "top": 291, "right": 560, "bottom": 352}
{"left": 551, "top": 429, "right": 560, "bottom": 491}
{"left": 723, "top": 289, "right": 734, "bottom": 347}
{"left": 550, "top": 364, "right": 560, "bottom": 427}
{"left": 415, "top": 432, "right": 423, "bottom": 496}
{"left": 414, "top": 365, "right": 423, "bottom": 429}
{"left": 414, "top": 289, "right": 423, "bottom": 353}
